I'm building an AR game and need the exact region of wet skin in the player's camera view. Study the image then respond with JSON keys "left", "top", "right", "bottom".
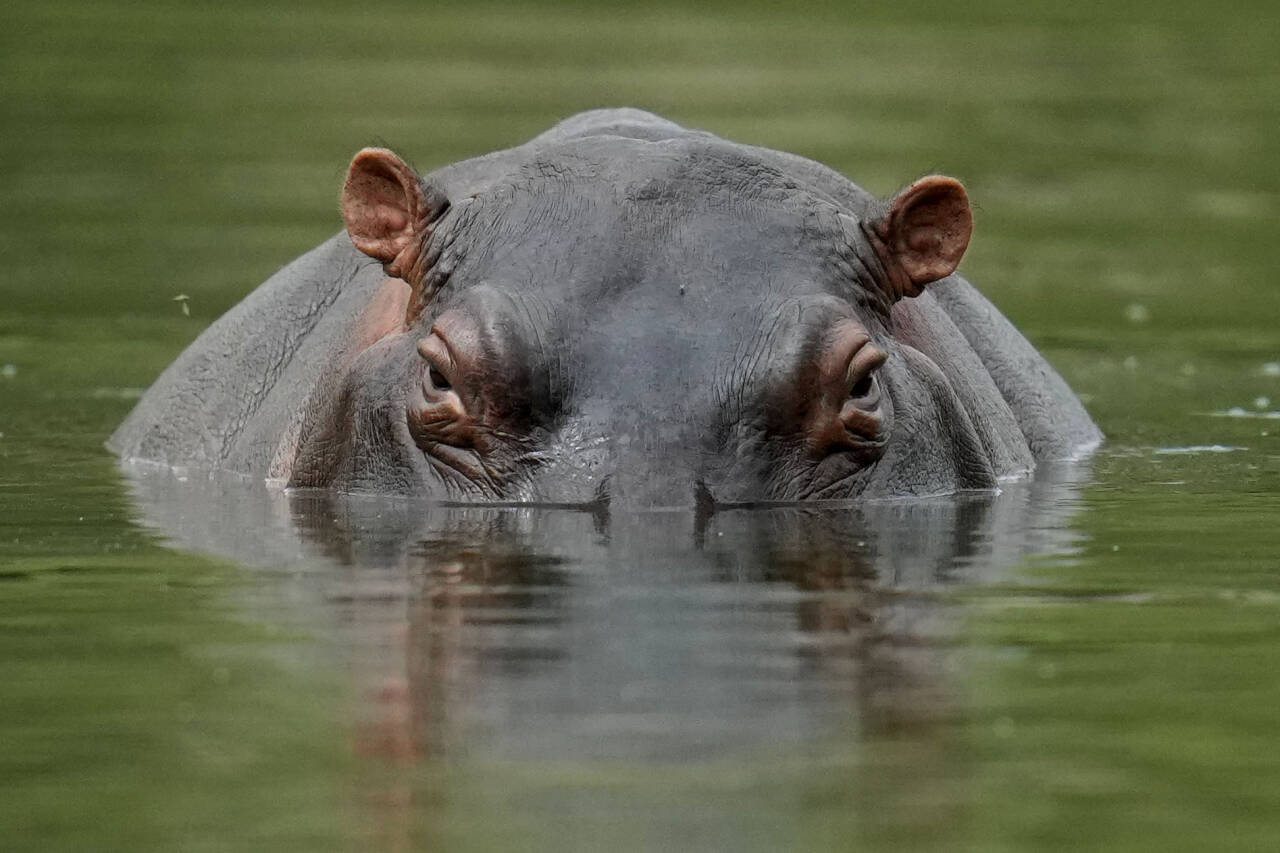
{"left": 109, "top": 109, "right": 1100, "bottom": 507}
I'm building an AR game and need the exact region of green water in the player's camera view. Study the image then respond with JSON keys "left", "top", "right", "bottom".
{"left": 2, "top": 1, "right": 1279, "bottom": 850}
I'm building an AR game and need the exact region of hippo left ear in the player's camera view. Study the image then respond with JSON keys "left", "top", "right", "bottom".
{"left": 869, "top": 176, "right": 973, "bottom": 300}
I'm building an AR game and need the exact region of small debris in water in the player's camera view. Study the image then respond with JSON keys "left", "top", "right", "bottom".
{"left": 1112, "top": 545, "right": 1120, "bottom": 551}
{"left": 1260, "top": 362, "right": 1280, "bottom": 377}
{"left": 1153, "top": 445, "right": 1246, "bottom": 454}
{"left": 1255, "top": 396, "right": 1271, "bottom": 409}
{"left": 1124, "top": 303, "right": 1150, "bottom": 324}
{"left": 1123, "top": 356, "right": 1139, "bottom": 371}
{"left": 1, "top": 364, "right": 16, "bottom": 379}
{"left": 1179, "top": 363, "right": 1197, "bottom": 377}
{"left": 173, "top": 294, "right": 191, "bottom": 317}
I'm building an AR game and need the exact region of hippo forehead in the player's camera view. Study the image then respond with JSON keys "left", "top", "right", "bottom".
{"left": 444, "top": 141, "right": 854, "bottom": 274}
{"left": 424, "top": 140, "right": 886, "bottom": 404}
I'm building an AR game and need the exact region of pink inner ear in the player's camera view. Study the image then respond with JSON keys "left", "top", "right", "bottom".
{"left": 373, "top": 205, "right": 409, "bottom": 235}
{"left": 888, "top": 176, "right": 973, "bottom": 289}
{"left": 342, "top": 148, "right": 422, "bottom": 263}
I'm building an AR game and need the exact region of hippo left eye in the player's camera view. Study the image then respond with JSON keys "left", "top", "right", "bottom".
{"left": 844, "top": 344, "right": 886, "bottom": 408}
{"left": 797, "top": 322, "right": 890, "bottom": 459}
{"left": 850, "top": 374, "right": 874, "bottom": 400}
{"left": 830, "top": 339, "right": 887, "bottom": 449}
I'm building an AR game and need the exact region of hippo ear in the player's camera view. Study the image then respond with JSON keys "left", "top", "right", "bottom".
{"left": 341, "top": 148, "right": 448, "bottom": 274}
{"left": 871, "top": 176, "right": 973, "bottom": 299}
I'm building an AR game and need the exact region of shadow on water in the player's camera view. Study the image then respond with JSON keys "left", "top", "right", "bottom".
{"left": 119, "top": 463, "right": 1090, "bottom": 769}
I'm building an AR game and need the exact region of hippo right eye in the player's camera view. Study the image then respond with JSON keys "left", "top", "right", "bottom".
{"left": 428, "top": 366, "right": 451, "bottom": 391}
{"left": 405, "top": 305, "right": 545, "bottom": 494}
{"left": 409, "top": 333, "right": 475, "bottom": 451}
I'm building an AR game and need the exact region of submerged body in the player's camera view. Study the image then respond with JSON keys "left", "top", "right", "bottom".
{"left": 110, "top": 109, "right": 1099, "bottom": 507}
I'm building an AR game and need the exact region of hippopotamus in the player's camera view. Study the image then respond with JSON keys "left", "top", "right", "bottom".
{"left": 110, "top": 108, "right": 1100, "bottom": 507}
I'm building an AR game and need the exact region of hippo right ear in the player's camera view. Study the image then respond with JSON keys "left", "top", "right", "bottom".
{"left": 341, "top": 148, "right": 448, "bottom": 280}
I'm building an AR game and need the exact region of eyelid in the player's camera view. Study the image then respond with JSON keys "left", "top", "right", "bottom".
{"left": 848, "top": 342, "right": 887, "bottom": 382}
{"left": 417, "top": 331, "right": 456, "bottom": 376}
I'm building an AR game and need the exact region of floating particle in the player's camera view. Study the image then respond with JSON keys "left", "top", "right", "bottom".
{"left": 1124, "top": 303, "right": 1150, "bottom": 324}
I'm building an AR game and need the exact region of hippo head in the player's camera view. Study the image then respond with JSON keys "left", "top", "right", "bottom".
{"left": 290, "top": 137, "right": 980, "bottom": 508}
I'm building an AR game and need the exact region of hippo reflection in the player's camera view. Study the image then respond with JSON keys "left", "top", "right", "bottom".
{"left": 120, "top": 458, "right": 1090, "bottom": 760}
{"left": 109, "top": 109, "right": 1099, "bottom": 506}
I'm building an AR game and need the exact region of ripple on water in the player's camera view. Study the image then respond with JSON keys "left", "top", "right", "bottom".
{"left": 1210, "top": 408, "right": 1280, "bottom": 419}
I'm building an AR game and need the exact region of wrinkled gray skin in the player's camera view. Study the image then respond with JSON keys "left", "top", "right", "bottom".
{"left": 110, "top": 109, "right": 1100, "bottom": 508}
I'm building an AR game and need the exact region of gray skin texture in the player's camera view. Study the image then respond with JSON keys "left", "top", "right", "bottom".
{"left": 109, "top": 108, "right": 1101, "bottom": 509}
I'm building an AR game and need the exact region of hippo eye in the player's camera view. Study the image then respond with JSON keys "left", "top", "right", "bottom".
{"left": 850, "top": 374, "right": 874, "bottom": 400}
{"left": 410, "top": 333, "right": 474, "bottom": 451}
{"left": 428, "top": 366, "right": 451, "bottom": 391}
{"left": 846, "top": 345, "right": 886, "bottom": 409}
